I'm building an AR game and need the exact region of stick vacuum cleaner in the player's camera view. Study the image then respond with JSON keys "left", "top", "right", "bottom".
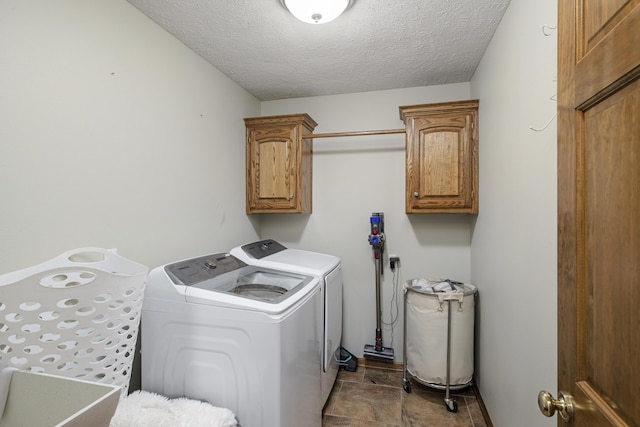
{"left": 364, "top": 212, "right": 395, "bottom": 363}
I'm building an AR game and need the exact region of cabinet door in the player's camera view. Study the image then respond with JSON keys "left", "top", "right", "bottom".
{"left": 247, "top": 124, "right": 299, "bottom": 212}
{"left": 405, "top": 107, "right": 478, "bottom": 213}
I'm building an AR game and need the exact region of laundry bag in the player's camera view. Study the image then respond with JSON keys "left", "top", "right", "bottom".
{"left": 404, "top": 278, "right": 476, "bottom": 389}
{"left": 0, "top": 248, "right": 148, "bottom": 395}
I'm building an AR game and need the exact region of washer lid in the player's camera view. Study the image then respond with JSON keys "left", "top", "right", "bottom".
{"left": 185, "top": 268, "right": 318, "bottom": 314}
{"left": 190, "top": 268, "right": 313, "bottom": 305}
{"left": 162, "top": 252, "right": 319, "bottom": 313}
{"left": 165, "top": 253, "right": 246, "bottom": 287}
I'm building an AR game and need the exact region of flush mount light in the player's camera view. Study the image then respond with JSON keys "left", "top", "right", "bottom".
{"left": 280, "top": 0, "right": 352, "bottom": 24}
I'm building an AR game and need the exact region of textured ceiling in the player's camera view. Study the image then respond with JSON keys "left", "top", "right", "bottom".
{"left": 126, "top": 0, "right": 511, "bottom": 101}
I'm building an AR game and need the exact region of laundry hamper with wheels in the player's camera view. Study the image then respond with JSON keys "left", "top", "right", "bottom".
{"left": 402, "top": 278, "right": 477, "bottom": 391}
{"left": 0, "top": 248, "right": 148, "bottom": 396}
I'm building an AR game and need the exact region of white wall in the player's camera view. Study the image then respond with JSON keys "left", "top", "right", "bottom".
{"left": 470, "top": 0, "right": 558, "bottom": 425}
{"left": 0, "top": 0, "right": 261, "bottom": 390}
{"left": 0, "top": 0, "right": 261, "bottom": 274}
{"left": 260, "top": 84, "right": 473, "bottom": 361}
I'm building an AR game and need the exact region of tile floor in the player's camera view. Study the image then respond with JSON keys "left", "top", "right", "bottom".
{"left": 322, "top": 365, "right": 488, "bottom": 427}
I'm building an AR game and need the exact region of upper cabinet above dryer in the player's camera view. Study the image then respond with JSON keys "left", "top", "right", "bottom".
{"left": 400, "top": 100, "right": 479, "bottom": 214}
{"left": 244, "top": 114, "right": 317, "bottom": 214}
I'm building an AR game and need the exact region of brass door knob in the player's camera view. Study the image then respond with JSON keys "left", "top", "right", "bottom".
{"left": 538, "top": 390, "right": 574, "bottom": 422}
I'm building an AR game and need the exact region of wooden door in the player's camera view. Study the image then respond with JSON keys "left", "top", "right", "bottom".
{"left": 555, "top": 0, "right": 640, "bottom": 425}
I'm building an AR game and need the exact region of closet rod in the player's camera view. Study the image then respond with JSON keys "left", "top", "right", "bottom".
{"left": 303, "top": 128, "right": 406, "bottom": 139}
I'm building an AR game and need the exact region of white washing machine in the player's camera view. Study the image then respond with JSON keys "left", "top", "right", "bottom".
{"left": 141, "top": 252, "right": 322, "bottom": 427}
{"left": 230, "top": 240, "right": 343, "bottom": 407}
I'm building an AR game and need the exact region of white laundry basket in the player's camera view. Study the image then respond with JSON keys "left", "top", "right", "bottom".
{"left": 403, "top": 278, "right": 477, "bottom": 390}
{"left": 0, "top": 248, "right": 148, "bottom": 395}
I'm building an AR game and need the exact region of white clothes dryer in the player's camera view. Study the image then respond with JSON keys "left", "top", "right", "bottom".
{"left": 230, "top": 240, "right": 343, "bottom": 406}
{"left": 141, "top": 252, "right": 322, "bottom": 427}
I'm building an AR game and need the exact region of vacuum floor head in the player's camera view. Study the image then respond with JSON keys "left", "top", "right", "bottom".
{"left": 363, "top": 344, "right": 395, "bottom": 363}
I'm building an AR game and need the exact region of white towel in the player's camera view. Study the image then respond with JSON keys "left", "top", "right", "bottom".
{"left": 407, "top": 278, "right": 461, "bottom": 293}
{"left": 109, "top": 390, "right": 237, "bottom": 427}
{"left": 432, "top": 281, "right": 458, "bottom": 292}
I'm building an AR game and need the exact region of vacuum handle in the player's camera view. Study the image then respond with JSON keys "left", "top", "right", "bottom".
{"left": 369, "top": 212, "right": 385, "bottom": 273}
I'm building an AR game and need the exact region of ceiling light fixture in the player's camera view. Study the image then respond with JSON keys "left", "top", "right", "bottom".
{"left": 281, "top": 0, "right": 352, "bottom": 24}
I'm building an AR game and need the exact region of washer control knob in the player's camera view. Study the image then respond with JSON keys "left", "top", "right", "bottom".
{"left": 204, "top": 260, "right": 217, "bottom": 269}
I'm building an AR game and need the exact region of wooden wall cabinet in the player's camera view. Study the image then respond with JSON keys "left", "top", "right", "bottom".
{"left": 244, "top": 114, "right": 317, "bottom": 214}
{"left": 400, "top": 100, "right": 479, "bottom": 214}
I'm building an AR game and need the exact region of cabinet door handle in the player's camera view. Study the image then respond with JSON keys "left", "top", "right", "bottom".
{"left": 289, "top": 194, "right": 294, "bottom": 200}
{"left": 413, "top": 192, "right": 419, "bottom": 197}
